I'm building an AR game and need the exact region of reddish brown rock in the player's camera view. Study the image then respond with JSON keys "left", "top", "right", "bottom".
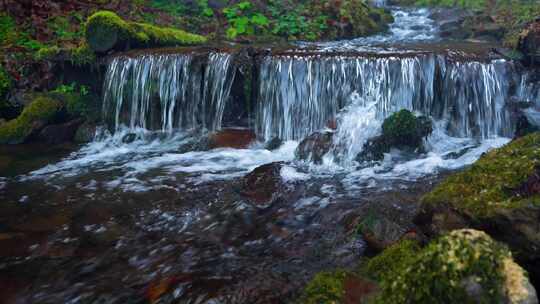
{"left": 208, "top": 128, "right": 256, "bottom": 149}
{"left": 241, "top": 162, "right": 284, "bottom": 206}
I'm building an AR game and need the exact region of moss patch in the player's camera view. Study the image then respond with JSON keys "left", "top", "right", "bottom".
{"left": 0, "top": 64, "right": 11, "bottom": 99}
{"left": 422, "top": 132, "right": 540, "bottom": 217}
{"left": 0, "top": 96, "right": 62, "bottom": 144}
{"left": 85, "top": 11, "right": 207, "bottom": 53}
{"left": 374, "top": 229, "right": 512, "bottom": 303}
{"left": 299, "top": 269, "right": 349, "bottom": 304}
{"left": 363, "top": 239, "right": 420, "bottom": 281}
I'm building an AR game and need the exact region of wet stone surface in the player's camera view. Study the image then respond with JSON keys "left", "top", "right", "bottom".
{"left": 0, "top": 157, "right": 440, "bottom": 303}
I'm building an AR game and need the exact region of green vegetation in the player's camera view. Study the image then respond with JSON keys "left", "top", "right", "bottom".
{"left": 373, "top": 229, "right": 516, "bottom": 303}
{"left": 0, "top": 96, "right": 62, "bottom": 144}
{"left": 362, "top": 239, "right": 420, "bottom": 281}
{"left": 0, "top": 64, "right": 11, "bottom": 98}
{"left": 298, "top": 269, "right": 349, "bottom": 304}
{"left": 223, "top": 2, "right": 269, "bottom": 39}
{"left": 84, "top": 11, "right": 207, "bottom": 53}
{"left": 422, "top": 132, "right": 540, "bottom": 217}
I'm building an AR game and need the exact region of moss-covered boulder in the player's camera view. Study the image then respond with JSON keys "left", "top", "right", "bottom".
{"left": 0, "top": 96, "right": 62, "bottom": 144}
{"left": 85, "top": 11, "right": 207, "bottom": 53}
{"left": 417, "top": 132, "right": 540, "bottom": 283}
{"left": 372, "top": 229, "right": 537, "bottom": 304}
{"left": 358, "top": 109, "right": 432, "bottom": 161}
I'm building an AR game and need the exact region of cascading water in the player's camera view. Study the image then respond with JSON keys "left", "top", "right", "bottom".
{"left": 7, "top": 5, "right": 540, "bottom": 303}
{"left": 256, "top": 54, "right": 516, "bottom": 146}
{"left": 102, "top": 52, "right": 236, "bottom": 133}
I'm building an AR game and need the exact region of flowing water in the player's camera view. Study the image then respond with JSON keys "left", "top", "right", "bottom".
{"left": 2, "top": 5, "right": 540, "bottom": 304}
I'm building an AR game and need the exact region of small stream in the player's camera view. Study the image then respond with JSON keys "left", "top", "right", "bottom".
{"left": 1, "top": 5, "right": 539, "bottom": 304}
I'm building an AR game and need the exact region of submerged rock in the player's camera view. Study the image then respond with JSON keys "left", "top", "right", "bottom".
{"left": 358, "top": 110, "right": 432, "bottom": 161}
{"left": 417, "top": 132, "right": 540, "bottom": 284}
{"left": 264, "top": 137, "right": 283, "bottom": 150}
{"left": 369, "top": 229, "right": 537, "bottom": 304}
{"left": 295, "top": 131, "right": 334, "bottom": 164}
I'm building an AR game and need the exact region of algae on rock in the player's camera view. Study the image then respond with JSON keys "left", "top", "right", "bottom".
{"left": 85, "top": 11, "right": 207, "bottom": 53}
{"left": 0, "top": 96, "right": 62, "bottom": 144}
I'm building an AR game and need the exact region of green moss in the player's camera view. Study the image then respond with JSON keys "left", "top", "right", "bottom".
{"left": 85, "top": 11, "right": 206, "bottom": 53}
{"left": 69, "top": 43, "right": 96, "bottom": 66}
{"left": 34, "top": 46, "right": 61, "bottom": 61}
{"left": 374, "top": 229, "right": 510, "bottom": 304}
{"left": 422, "top": 132, "right": 540, "bottom": 217}
{"left": 0, "top": 65, "right": 11, "bottom": 98}
{"left": 363, "top": 240, "right": 420, "bottom": 281}
{"left": 0, "top": 96, "right": 62, "bottom": 144}
{"left": 299, "top": 269, "right": 349, "bottom": 304}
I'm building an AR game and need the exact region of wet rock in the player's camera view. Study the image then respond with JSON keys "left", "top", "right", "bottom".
{"left": 121, "top": 133, "right": 137, "bottom": 144}
{"left": 265, "top": 137, "right": 283, "bottom": 150}
{"left": 358, "top": 110, "right": 432, "bottom": 161}
{"left": 295, "top": 132, "right": 333, "bottom": 164}
{"left": 36, "top": 118, "right": 84, "bottom": 144}
{"left": 357, "top": 213, "right": 408, "bottom": 251}
{"left": 73, "top": 122, "right": 97, "bottom": 143}
{"left": 208, "top": 128, "right": 256, "bottom": 149}
{"left": 519, "top": 19, "right": 540, "bottom": 66}
{"left": 241, "top": 162, "right": 284, "bottom": 206}
{"left": 515, "top": 114, "right": 539, "bottom": 138}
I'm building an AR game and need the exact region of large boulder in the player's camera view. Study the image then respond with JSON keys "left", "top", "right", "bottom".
{"left": 369, "top": 230, "right": 537, "bottom": 304}
{"left": 85, "top": 11, "right": 207, "bottom": 53}
{"left": 519, "top": 19, "right": 540, "bottom": 66}
{"left": 416, "top": 132, "right": 540, "bottom": 283}
{"left": 295, "top": 131, "right": 334, "bottom": 164}
{"left": 358, "top": 109, "right": 432, "bottom": 161}
{"left": 0, "top": 95, "right": 63, "bottom": 144}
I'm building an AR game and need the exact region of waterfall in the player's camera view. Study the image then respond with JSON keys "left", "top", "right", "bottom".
{"left": 102, "top": 52, "right": 236, "bottom": 132}
{"left": 256, "top": 54, "right": 517, "bottom": 141}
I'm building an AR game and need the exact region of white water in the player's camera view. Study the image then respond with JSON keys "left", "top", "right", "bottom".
{"left": 300, "top": 7, "right": 438, "bottom": 52}
{"left": 18, "top": 6, "right": 539, "bottom": 193}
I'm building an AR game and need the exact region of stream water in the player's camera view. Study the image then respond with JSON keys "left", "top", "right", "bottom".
{"left": 1, "top": 5, "right": 540, "bottom": 304}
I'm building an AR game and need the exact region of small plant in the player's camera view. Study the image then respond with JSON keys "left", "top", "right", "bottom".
{"left": 223, "top": 1, "right": 269, "bottom": 39}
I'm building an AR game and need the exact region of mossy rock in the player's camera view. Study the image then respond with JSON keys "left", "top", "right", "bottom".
{"left": 0, "top": 64, "right": 11, "bottom": 99}
{"left": 299, "top": 269, "right": 378, "bottom": 304}
{"left": 358, "top": 109, "right": 432, "bottom": 161}
{"left": 417, "top": 132, "right": 540, "bottom": 284}
{"left": 372, "top": 229, "right": 537, "bottom": 304}
{"left": 0, "top": 95, "right": 63, "bottom": 144}
{"left": 422, "top": 132, "right": 540, "bottom": 217}
{"left": 85, "top": 11, "right": 207, "bottom": 53}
